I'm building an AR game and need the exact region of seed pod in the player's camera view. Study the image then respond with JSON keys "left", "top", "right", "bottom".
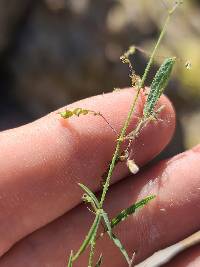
{"left": 127, "top": 159, "right": 139, "bottom": 174}
{"left": 143, "top": 57, "right": 176, "bottom": 118}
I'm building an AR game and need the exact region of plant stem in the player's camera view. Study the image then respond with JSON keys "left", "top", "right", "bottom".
{"left": 72, "top": 213, "right": 101, "bottom": 262}
{"left": 88, "top": 228, "right": 98, "bottom": 267}
{"left": 67, "top": 3, "right": 181, "bottom": 265}
{"left": 140, "top": 6, "right": 177, "bottom": 89}
{"left": 123, "top": 117, "right": 147, "bottom": 158}
{"left": 99, "top": 7, "right": 177, "bottom": 208}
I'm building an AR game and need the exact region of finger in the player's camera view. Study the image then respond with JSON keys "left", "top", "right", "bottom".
{"left": 136, "top": 230, "right": 200, "bottom": 266}
{"left": 164, "top": 244, "right": 200, "bottom": 267}
{"left": 0, "top": 88, "right": 175, "bottom": 255}
{"left": 0, "top": 145, "right": 199, "bottom": 267}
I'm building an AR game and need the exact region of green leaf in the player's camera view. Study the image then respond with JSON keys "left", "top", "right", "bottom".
{"left": 72, "top": 214, "right": 101, "bottom": 261}
{"left": 59, "top": 108, "right": 91, "bottom": 119}
{"left": 78, "top": 183, "right": 100, "bottom": 209}
{"left": 102, "top": 212, "right": 132, "bottom": 266}
{"left": 59, "top": 108, "right": 116, "bottom": 134}
{"left": 95, "top": 254, "right": 103, "bottom": 267}
{"left": 73, "top": 108, "right": 89, "bottom": 116}
{"left": 59, "top": 110, "right": 73, "bottom": 119}
{"left": 143, "top": 57, "right": 176, "bottom": 118}
{"left": 67, "top": 251, "right": 73, "bottom": 267}
{"left": 111, "top": 195, "right": 156, "bottom": 228}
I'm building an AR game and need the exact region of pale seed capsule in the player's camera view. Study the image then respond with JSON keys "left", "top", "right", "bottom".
{"left": 127, "top": 159, "right": 139, "bottom": 174}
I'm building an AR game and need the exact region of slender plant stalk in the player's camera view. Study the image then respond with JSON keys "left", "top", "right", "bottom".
{"left": 99, "top": 4, "right": 178, "bottom": 208}
{"left": 88, "top": 225, "right": 99, "bottom": 267}
{"left": 72, "top": 213, "right": 101, "bottom": 262}
{"left": 66, "top": 2, "right": 182, "bottom": 266}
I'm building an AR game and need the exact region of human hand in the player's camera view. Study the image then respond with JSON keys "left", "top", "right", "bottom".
{"left": 0, "top": 88, "right": 199, "bottom": 266}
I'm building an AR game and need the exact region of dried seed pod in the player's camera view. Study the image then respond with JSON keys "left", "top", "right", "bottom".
{"left": 127, "top": 159, "right": 139, "bottom": 174}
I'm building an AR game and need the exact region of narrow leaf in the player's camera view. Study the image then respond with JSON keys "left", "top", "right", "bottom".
{"left": 102, "top": 211, "right": 112, "bottom": 233}
{"left": 72, "top": 214, "right": 101, "bottom": 261}
{"left": 143, "top": 57, "right": 176, "bottom": 117}
{"left": 111, "top": 195, "right": 156, "bottom": 228}
{"left": 78, "top": 183, "right": 100, "bottom": 209}
{"left": 102, "top": 212, "right": 132, "bottom": 265}
{"left": 95, "top": 254, "right": 103, "bottom": 267}
{"left": 67, "top": 250, "right": 73, "bottom": 267}
{"left": 112, "top": 233, "right": 132, "bottom": 265}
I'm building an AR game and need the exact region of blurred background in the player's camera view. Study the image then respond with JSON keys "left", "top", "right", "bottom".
{"left": 0, "top": 0, "right": 199, "bottom": 156}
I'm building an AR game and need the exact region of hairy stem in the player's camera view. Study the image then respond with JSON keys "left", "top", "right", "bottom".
{"left": 88, "top": 245, "right": 95, "bottom": 267}
{"left": 99, "top": 6, "right": 178, "bottom": 208}
{"left": 140, "top": 5, "right": 178, "bottom": 89}
{"left": 72, "top": 214, "right": 101, "bottom": 262}
{"left": 88, "top": 227, "right": 98, "bottom": 267}
{"left": 67, "top": 3, "right": 181, "bottom": 265}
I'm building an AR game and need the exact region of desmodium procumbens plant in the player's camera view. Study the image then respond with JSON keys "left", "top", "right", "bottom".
{"left": 59, "top": 2, "right": 183, "bottom": 267}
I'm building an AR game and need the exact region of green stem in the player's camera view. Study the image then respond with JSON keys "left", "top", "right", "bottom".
{"left": 99, "top": 7, "right": 177, "bottom": 208}
{"left": 67, "top": 3, "right": 181, "bottom": 265}
{"left": 140, "top": 8, "right": 176, "bottom": 89}
{"left": 72, "top": 214, "right": 101, "bottom": 262}
{"left": 88, "top": 227, "right": 98, "bottom": 267}
{"left": 99, "top": 103, "right": 134, "bottom": 207}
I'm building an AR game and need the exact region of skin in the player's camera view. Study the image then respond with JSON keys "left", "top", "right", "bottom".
{"left": 164, "top": 244, "right": 200, "bottom": 267}
{"left": 0, "top": 88, "right": 199, "bottom": 266}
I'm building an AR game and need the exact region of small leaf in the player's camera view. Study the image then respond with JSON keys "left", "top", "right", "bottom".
{"left": 143, "top": 57, "right": 176, "bottom": 118}
{"left": 111, "top": 195, "right": 156, "bottom": 228}
{"left": 59, "top": 108, "right": 117, "bottom": 134}
{"left": 102, "top": 212, "right": 132, "bottom": 266}
{"left": 73, "top": 108, "right": 83, "bottom": 116}
{"left": 67, "top": 251, "right": 73, "bottom": 267}
{"left": 73, "top": 108, "right": 89, "bottom": 116}
{"left": 72, "top": 214, "right": 101, "bottom": 261}
{"left": 59, "top": 110, "right": 73, "bottom": 119}
{"left": 59, "top": 108, "right": 90, "bottom": 119}
{"left": 78, "top": 183, "right": 100, "bottom": 209}
{"left": 95, "top": 254, "right": 103, "bottom": 267}
{"left": 111, "top": 233, "right": 133, "bottom": 266}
